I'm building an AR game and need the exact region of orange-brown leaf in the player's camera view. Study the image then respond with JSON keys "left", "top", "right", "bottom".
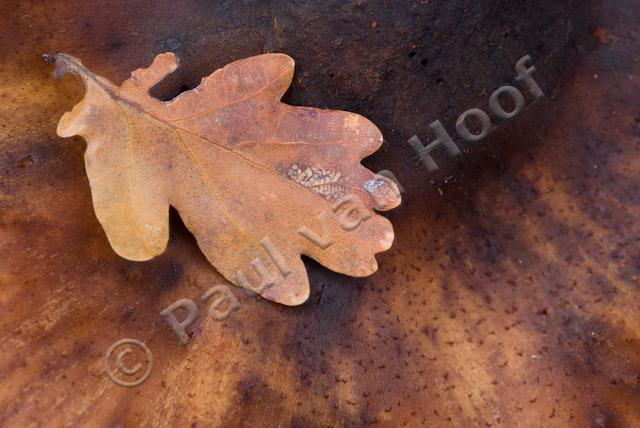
{"left": 51, "top": 52, "right": 401, "bottom": 305}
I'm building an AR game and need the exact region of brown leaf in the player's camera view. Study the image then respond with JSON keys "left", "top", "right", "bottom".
{"left": 50, "top": 52, "right": 401, "bottom": 305}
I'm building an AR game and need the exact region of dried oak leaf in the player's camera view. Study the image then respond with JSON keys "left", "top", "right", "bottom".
{"left": 50, "top": 52, "right": 401, "bottom": 305}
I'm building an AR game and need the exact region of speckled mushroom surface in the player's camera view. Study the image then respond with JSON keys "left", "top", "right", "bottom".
{"left": 1, "top": 0, "right": 639, "bottom": 426}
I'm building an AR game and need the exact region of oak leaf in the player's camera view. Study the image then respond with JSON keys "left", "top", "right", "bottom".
{"left": 50, "top": 52, "right": 401, "bottom": 305}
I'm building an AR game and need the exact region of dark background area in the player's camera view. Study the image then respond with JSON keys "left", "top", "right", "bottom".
{"left": 2, "top": 0, "right": 640, "bottom": 426}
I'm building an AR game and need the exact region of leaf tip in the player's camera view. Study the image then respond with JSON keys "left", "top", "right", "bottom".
{"left": 379, "top": 229, "right": 395, "bottom": 252}
{"left": 262, "top": 274, "right": 310, "bottom": 306}
{"left": 263, "top": 52, "right": 295, "bottom": 77}
{"left": 364, "top": 176, "right": 402, "bottom": 211}
{"left": 267, "top": 287, "right": 310, "bottom": 306}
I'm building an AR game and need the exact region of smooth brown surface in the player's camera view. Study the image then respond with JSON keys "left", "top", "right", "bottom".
{"left": 51, "top": 52, "right": 399, "bottom": 305}
{"left": 1, "top": 0, "right": 639, "bottom": 427}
